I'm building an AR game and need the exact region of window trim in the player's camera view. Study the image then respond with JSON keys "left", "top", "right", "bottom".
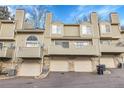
{"left": 100, "top": 24, "right": 111, "bottom": 34}
{"left": 81, "top": 25, "right": 92, "bottom": 35}
{"left": 54, "top": 40, "right": 69, "bottom": 48}
{"left": 0, "top": 42, "right": 3, "bottom": 50}
{"left": 100, "top": 40, "right": 112, "bottom": 45}
{"left": 52, "top": 24, "right": 62, "bottom": 34}
{"left": 74, "top": 41, "right": 91, "bottom": 48}
{"left": 26, "top": 36, "right": 40, "bottom": 47}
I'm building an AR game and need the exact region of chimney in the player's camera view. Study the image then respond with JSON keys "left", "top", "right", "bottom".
{"left": 91, "top": 12, "right": 98, "bottom": 24}
{"left": 15, "top": 9, "right": 25, "bottom": 30}
{"left": 44, "top": 13, "right": 52, "bottom": 37}
{"left": 90, "top": 12, "right": 99, "bottom": 38}
{"left": 110, "top": 12, "right": 119, "bottom": 24}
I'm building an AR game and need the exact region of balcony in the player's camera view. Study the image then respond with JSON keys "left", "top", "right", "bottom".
{"left": 100, "top": 45, "right": 124, "bottom": 53}
{"left": 17, "top": 47, "right": 42, "bottom": 58}
{"left": 100, "top": 32, "right": 113, "bottom": 38}
{"left": 100, "top": 33, "right": 121, "bottom": 39}
{"left": 0, "top": 48, "right": 13, "bottom": 58}
{"left": 48, "top": 45, "right": 99, "bottom": 56}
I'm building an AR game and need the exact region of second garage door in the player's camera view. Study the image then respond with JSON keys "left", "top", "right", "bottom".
{"left": 50, "top": 57, "right": 69, "bottom": 72}
{"left": 100, "top": 55, "right": 116, "bottom": 68}
{"left": 74, "top": 57, "right": 93, "bottom": 72}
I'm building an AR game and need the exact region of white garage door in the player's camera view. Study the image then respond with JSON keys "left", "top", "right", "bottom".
{"left": 100, "top": 55, "right": 116, "bottom": 68}
{"left": 17, "top": 60, "right": 42, "bottom": 76}
{"left": 50, "top": 57, "right": 69, "bottom": 72}
{"left": 74, "top": 57, "right": 93, "bottom": 72}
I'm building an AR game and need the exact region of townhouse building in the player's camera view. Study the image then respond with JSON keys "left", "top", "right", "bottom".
{"left": 0, "top": 9, "right": 124, "bottom": 76}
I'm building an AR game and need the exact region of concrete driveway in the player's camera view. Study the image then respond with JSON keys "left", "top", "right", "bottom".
{"left": 0, "top": 69, "right": 124, "bottom": 88}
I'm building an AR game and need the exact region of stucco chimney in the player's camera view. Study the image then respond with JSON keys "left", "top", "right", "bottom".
{"left": 90, "top": 12, "right": 99, "bottom": 38}
{"left": 44, "top": 13, "right": 52, "bottom": 37}
{"left": 91, "top": 12, "right": 98, "bottom": 24}
{"left": 15, "top": 9, "right": 25, "bottom": 30}
{"left": 110, "top": 12, "right": 119, "bottom": 24}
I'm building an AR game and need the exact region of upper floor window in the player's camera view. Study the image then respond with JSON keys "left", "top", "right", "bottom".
{"left": 0, "top": 43, "right": 3, "bottom": 50}
{"left": 55, "top": 40, "right": 69, "bottom": 48}
{"left": 81, "top": 25, "right": 92, "bottom": 35}
{"left": 100, "top": 24, "right": 110, "bottom": 33}
{"left": 52, "top": 25, "right": 62, "bottom": 34}
{"left": 100, "top": 40, "right": 111, "bottom": 45}
{"left": 74, "top": 41, "right": 91, "bottom": 48}
{"left": 26, "top": 36, "right": 39, "bottom": 47}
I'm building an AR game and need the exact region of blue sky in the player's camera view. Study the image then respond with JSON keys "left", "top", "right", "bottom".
{"left": 8, "top": 5, "right": 124, "bottom": 25}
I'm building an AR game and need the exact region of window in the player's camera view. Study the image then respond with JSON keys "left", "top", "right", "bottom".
{"left": 9, "top": 43, "right": 15, "bottom": 49}
{"left": 26, "top": 36, "right": 39, "bottom": 47}
{"left": 101, "top": 24, "right": 110, "bottom": 33}
{"left": 100, "top": 40, "right": 111, "bottom": 45}
{"left": 55, "top": 41, "right": 69, "bottom": 48}
{"left": 52, "top": 25, "right": 61, "bottom": 34}
{"left": 27, "top": 36, "right": 38, "bottom": 41}
{"left": 74, "top": 41, "right": 90, "bottom": 48}
{"left": 0, "top": 43, "right": 3, "bottom": 50}
{"left": 81, "top": 25, "right": 92, "bottom": 34}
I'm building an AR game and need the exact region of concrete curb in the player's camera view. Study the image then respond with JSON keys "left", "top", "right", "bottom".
{"left": 0, "top": 76, "right": 16, "bottom": 80}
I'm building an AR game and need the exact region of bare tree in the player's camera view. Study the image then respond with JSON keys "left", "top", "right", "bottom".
{"left": 0, "top": 6, "right": 10, "bottom": 20}
{"left": 74, "top": 15, "right": 89, "bottom": 24}
{"left": 31, "top": 6, "right": 48, "bottom": 29}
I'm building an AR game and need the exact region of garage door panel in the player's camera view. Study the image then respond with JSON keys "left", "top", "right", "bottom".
{"left": 100, "top": 55, "right": 115, "bottom": 68}
{"left": 50, "top": 61, "right": 69, "bottom": 72}
{"left": 74, "top": 57, "right": 92, "bottom": 72}
{"left": 50, "top": 57, "right": 93, "bottom": 72}
{"left": 50, "top": 57, "right": 69, "bottom": 72}
{"left": 17, "top": 60, "right": 41, "bottom": 76}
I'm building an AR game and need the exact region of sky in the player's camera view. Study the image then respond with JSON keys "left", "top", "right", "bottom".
{"left": 7, "top": 5, "right": 124, "bottom": 26}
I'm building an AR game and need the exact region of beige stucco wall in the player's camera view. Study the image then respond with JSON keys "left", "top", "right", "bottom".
{"left": 15, "top": 9, "right": 25, "bottom": 30}
{"left": 0, "top": 22, "right": 15, "bottom": 39}
{"left": 16, "top": 33, "right": 44, "bottom": 47}
{"left": 110, "top": 13, "right": 119, "bottom": 24}
{"left": 91, "top": 12, "right": 99, "bottom": 38}
{"left": 1, "top": 11, "right": 124, "bottom": 76}
{"left": 111, "top": 25, "right": 121, "bottom": 38}
{"left": 64, "top": 25, "right": 80, "bottom": 37}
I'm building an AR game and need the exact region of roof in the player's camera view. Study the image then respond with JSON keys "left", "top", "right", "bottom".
{"left": 64, "top": 24, "right": 80, "bottom": 26}
{"left": 0, "top": 20, "right": 15, "bottom": 23}
{"left": 16, "top": 29, "right": 44, "bottom": 33}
